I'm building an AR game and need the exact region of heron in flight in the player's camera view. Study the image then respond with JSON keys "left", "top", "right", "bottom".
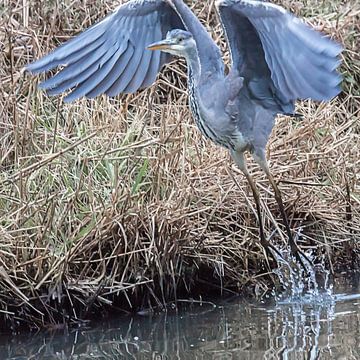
{"left": 27, "top": 0, "right": 342, "bottom": 266}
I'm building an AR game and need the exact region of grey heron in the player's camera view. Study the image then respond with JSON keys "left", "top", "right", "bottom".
{"left": 26, "top": 0, "right": 342, "bottom": 267}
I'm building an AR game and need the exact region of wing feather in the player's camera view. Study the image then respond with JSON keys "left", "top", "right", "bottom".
{"left": 82, "top": 41, "right": 131, "bottom": 99}
{"left": 39, "top": 37, "right": 120, "bottom": 92}
{"left": 63, "top": 41, "right": 130, "bottom": 102}
{"left": 111, "top": 16, "right": 149, "bottom": 94}
{"left": 102, "top": 17, "right": 145, "bottom": 96}
{"left": 140, "top": 20, "right": 163, "bottom": 88}
{"left": 26, "top": 21, "right": 109, "bottom": 74}
{"left": 124, "top": 15, "right": 156, "bottom": 93}
{"left": 26, "top": 0, "right": 186, "bottom": 101}
{"left": 216, "top": 0, "right": 342, "bottom": 113}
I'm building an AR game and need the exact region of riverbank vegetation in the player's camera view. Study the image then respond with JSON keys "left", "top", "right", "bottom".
{"left": 1, "top": 0, "right": 359, "bottom": 331}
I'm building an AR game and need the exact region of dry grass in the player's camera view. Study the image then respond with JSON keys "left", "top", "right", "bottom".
{"left": 0, "top": 0, "right": 359, "bottom": 331}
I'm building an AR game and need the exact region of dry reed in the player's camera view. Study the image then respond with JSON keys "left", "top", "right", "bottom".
{"left": 0, "top": 0, "right": 359, "bottom": 331}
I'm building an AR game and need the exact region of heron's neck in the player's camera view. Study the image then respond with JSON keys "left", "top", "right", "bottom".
{"left": 184, "top": 47, "right": 201, "bottom": 85}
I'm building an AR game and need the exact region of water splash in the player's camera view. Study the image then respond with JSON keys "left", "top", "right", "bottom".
{"left": 265, "top": 243, "right": 360, "bottom": 359}
{"left": 266, "top": 245, "right": 339, "bottom": 359}
{"left": 271, "top": 247, "right": 334, "bottom": 305}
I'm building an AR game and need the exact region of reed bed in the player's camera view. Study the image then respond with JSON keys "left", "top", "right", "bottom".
{"left": 0, "top": 0, "right": 359, "bottom": 331}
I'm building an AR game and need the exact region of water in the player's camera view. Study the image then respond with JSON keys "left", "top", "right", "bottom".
{"left": 1, "top": 251, "right": 359, "bottom": 360}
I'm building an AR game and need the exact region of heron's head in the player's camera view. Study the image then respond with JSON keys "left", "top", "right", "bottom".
{"left": 147, "top": 29, "right": 196, "bottom": 57}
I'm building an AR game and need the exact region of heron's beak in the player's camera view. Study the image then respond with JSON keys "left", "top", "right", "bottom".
{"left": 147, "top": 39, "right": 175, "bottom": 51}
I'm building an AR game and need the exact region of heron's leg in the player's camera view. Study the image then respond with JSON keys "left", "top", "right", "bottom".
{"left": 231, "top": 150, "right": 281, "bottom": 262}
{"left": 252, "top": 151, "right": 311, "bottom": 268}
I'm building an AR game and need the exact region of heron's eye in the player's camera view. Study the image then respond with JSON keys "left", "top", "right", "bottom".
{"left": 178, "top": 37, "right": 184, "bottom": 43}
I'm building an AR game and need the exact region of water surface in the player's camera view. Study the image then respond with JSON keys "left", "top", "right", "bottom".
{"left": 1, "top": 275, "right": 359, "bottom": 359}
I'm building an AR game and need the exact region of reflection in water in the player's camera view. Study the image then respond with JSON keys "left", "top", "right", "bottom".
{"left": 1, "top": 278, "right": 359, "bottom": 359}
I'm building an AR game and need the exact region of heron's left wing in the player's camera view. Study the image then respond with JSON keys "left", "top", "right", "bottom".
{"left": 216, "top": 0, "right": 342, "bottom": 111}
{"left": 26, "top": 0, "right": 185, "bottom": 102}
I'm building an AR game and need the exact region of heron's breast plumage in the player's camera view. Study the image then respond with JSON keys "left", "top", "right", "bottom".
{"left": 188, "top": 72, "right": 252, "bottom": 152}
{"left": 188, "top": 74, "right": 233, "bottom": 149}
{"left": 188, "top": 75, "right": 216, "bottom": 143}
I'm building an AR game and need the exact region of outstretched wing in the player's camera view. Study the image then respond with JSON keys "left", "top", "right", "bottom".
{"left": 26, "top": 0, "right": 185, "bottom": 102}
{"left": 216, "top": 0, "right": 342, "bottom": 113}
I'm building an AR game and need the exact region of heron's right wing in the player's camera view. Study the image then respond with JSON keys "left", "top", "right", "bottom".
{"left": 26, "top": 0, "right": 185, "bottom": 102}
{"left": 216, "top": 0, "right": 342, "bottom": 113}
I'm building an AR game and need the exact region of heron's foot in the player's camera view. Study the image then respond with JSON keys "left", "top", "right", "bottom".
{"left": 290, "top": 243, "right": 312, "bottom": 272}
{"left": 260, "top": 239, "right": 284, "bottom": 268}
{"left": 259, "top": 242, "right": 282, "bottom": 285}
{"left": 267, "top": 243, "right": 283, "bottom": 262}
